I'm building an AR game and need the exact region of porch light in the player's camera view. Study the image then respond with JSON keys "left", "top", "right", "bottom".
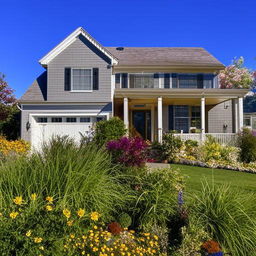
{"left": 26, "top": 121, "right": 31, "bottom": 131}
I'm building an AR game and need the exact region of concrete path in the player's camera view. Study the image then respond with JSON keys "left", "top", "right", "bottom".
{"left": 146, "top": 162, "right": 170, "bottom": 169}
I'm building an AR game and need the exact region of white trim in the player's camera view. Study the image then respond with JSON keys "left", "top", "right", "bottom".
{"left": 39, "top": 27, "right": 118, "bottom": 66}
{"left": 123, "top": 98, "right": 129, "bottom": 130}
{"left": 157, "top": 97, "right": 163, "bottom": 143}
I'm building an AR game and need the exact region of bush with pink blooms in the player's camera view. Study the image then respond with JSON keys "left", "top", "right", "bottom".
{"left": 219, "top": 57, "right": 254, "bottom": 89}
{"left": 106, "top": 136, "right": 148, "bottom": 167}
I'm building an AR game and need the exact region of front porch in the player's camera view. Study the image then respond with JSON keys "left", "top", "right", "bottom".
{"left": 114, "top": 88, "right": 247, "bottom": 144}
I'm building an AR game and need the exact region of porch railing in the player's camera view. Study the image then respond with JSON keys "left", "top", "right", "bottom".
{"left": 173, "top": 133, "right": 238, "bottom": 146}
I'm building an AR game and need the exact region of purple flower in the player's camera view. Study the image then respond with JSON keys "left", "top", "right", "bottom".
{"left": 178, "top": 190, "right": 184, "bottom": 206}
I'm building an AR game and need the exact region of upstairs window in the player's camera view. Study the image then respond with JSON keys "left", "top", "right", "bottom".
{"left": 129, "top": 74, "right": 155, "bottom": 88}
{"left": 72, "top": 69, "right": 92, "bottom": 91}
{"left": 179, "top": 74, "right": 198, "bottom": 88}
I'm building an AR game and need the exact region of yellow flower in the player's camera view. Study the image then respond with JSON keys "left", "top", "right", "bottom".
{"left": 67, "top": 220, "right": 73, "bottom": 226}
{"left": 45, "top": 196, "right": 53, "bottom": 204}
{"left": 26, "top": 230, "right": 32, "bottom": 237}
{"left": 13, "top": 196, "right": 23, "bottom": 205}
{"left": 90, "top": 211, "right": 100, "bottom": 221}
{"left": 63, "top": 208, "right": 71, "bottom": 219}
{"left": 39, "top": 246, "right": 44, "bottom": 250}
{"left": 34, "top": 237, "right": 43, "bottom": 243}
{"left": 10, "top": 211, "right": 19, "bottom": 219}
{"left": 77, "top": 208, "right": 85, "bottom": 218}
{"left": 31, "top": 193, "right": 37, "bottom": 201}
{"left": 46, "top": 205, "right": 53, "bottom": 211}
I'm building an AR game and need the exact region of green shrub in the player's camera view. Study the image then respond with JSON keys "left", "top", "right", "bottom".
{"left": 130, "top": 167, "right": 184, "bottom": 229}
{"left": 0, "top": 136, "right": 129, "bottom": 220}
{"left": 118, "top": 212, "right": 132, "bottom": 228}
{"left": 94, "top": 117, "right": 126, "bottom": 146}
{"left": 237, "top": 128, "right": 256, "bottom": 163}
{"left": 150, "top": 133, "right": 183, "bottom": 162}
{"left": 191, "top": 181, "right": 256, "bottom": 256}
{"left": 173, "top": 218, "right": 211, "bottom": 256}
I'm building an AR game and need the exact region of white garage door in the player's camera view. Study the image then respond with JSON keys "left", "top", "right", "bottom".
{"left": 31, "top": 116, "right": 105, "bottom": 151}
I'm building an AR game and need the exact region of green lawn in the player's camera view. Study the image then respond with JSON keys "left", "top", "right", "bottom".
{"left": 171, "top": 164, "right": 256, "bottom": 195}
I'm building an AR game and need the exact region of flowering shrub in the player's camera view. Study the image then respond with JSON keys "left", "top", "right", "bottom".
{"left": 219, "top": 57, "right": 254, "bottom": 89}
{"left": 107, "top": 136, "right": 148, "bottom": 166}
{"left": 0, "top": 194, "right": 162, "bottom": 255}
{"left": 0, "top": 136, "right": 30, "bottom": 157}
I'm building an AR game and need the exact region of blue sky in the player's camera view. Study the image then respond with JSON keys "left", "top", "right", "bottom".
{"left": 0, "top": 0, "right": 255, "bottom": 98}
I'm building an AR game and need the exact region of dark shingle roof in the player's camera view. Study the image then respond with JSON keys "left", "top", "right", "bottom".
{"left": 106, "top": 47, "right": 224, "bottom": 68}
{"left": 19, "top": 72, "right": 47, "bottom": 102}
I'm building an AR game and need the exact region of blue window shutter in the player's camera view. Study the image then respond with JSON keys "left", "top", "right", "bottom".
{"left": 197, "top": 74, "right": 204, "bottom": 88}
{"left": 164, "top": 73, "right": 170, "bottom": 88}
{"left": 64, "top": 68, "right": 71, "bottom": 91}
{"left": 93, "top": 68, "right": 99, "bottom": 90}
{"left": 168, "top": 105, "right": 174, "bottom": 130}
{"left": 171, "top": 73, "right": 178, "bottom": 88}
{"left": 121, "top": 73, "right": 128, "bottom": 88}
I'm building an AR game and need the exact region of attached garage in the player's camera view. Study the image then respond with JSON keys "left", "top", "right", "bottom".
{"left": 30, "top": 115, "right": 106, "bottom": 151}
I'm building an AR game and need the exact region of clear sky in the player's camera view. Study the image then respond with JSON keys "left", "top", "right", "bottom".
{"left": 0, "top": 0, "right": 255, "bottom": 98}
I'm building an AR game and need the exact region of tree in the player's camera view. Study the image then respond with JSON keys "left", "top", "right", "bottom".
{"left": 219, "top": 57, "right": 254, "bottom": 89}
{"left": 0, "top": 73, "right": 19, "bottom": 139}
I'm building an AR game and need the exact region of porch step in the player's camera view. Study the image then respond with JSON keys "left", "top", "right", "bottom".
{"left": 146, "top": 162, "right": 170, "bottom": 169}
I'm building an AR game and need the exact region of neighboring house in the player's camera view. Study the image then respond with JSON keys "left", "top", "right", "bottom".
{"left": 20, "top": 27, "right": 249, "bottom": 150}
{"left": 243, "top": 94, "right": 256, "bottom": 130}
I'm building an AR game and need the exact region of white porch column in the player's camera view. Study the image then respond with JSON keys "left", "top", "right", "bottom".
{"left": 158, "top": 97, "right": 163, "bottom": 143}
{"left": 151, "top": 104, "right": 155, "bottom": 141}
{"left": 238, "top": 97, "right": 244, "bottom": 131}
{"left": 234, "top": 98, "right": 239, "bottom": 133}
{"left": 201, "top": 97, "right": 205, "bottom": 141}
{"left": 123, "top": 97, "right": 129, "bottom": 132}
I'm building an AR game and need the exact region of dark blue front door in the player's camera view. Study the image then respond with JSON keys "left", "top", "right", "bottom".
{"left": 132, "top": 110, "right": 151, "bottom": 140}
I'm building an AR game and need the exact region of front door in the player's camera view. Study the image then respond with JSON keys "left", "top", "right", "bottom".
{"left": 132, "top": 110, "right": 151, "bottom": 140}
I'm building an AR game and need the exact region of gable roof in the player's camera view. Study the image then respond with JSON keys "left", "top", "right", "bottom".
{"left": 106, "top": 47, "right": 224, "bottom": 69}
{"left": 39, "top": 27, "right": 118, "bottom": 66}
{"left": 20, "top": 72, "right": 47, "bottom": 102}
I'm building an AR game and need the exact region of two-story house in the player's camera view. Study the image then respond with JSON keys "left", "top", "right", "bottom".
{"left": 20, "top": 27, "right": 248, "bottom": 150}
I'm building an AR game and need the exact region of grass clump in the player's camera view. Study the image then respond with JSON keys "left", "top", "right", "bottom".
{"left": 191, "top": 181, "right": 256, "bottom": 256}
{"left": 0, "top": 136, "right": 129, "bottom": 220}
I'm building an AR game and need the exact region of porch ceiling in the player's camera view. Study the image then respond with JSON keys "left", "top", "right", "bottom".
{"left": 114, "top": 88, "right": 249, "bottom": 100}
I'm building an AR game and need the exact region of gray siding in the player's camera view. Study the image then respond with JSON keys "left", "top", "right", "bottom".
{"left": 207, "top": 100, "right": 233, "bottom": 133}
{"left": 47, "top": 36, "right": 112, "bottom": 102}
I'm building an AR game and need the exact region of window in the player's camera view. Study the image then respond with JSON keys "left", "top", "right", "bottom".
{"left": 72, "top": 69, "right": 92, "bottom": 90}
{"left": 129, "top": 74, "right": 154, "bottom": 88}
{"left": 244, "top": 117, "right": 251, "bottom": 126}
{"left": 51, "top": 117, "right": 62, "bottom": 123}
{"left": 173, "top": 106, "right": 189, "bottom": 133}
{"left": 80, "top": 117, "right": 91, "bottom": 123}
{"left": 178, "top": 74, "right": 198, "bottom": 88}
{"left": 66, "top": 117, "right": 77, "bottom": 123}
{"left": 191, "top": 106, "right": 201, "bottom": 128}
{"left": 37, "top": 117, "right": 47, "bottom": 123}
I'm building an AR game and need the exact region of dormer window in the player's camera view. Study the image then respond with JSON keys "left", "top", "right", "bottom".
{"left": 72, "top": 69, "right": 92, "bottom": 91}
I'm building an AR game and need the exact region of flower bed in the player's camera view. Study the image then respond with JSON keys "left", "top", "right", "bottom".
{"left": 176, "top": 158, "right": 256, "bottom": 174}
{"left": 0, "top": 194, "right": 162, "bottom": 256}
{"left": 0, "top": 136, "right": 30, "bottom": 157}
